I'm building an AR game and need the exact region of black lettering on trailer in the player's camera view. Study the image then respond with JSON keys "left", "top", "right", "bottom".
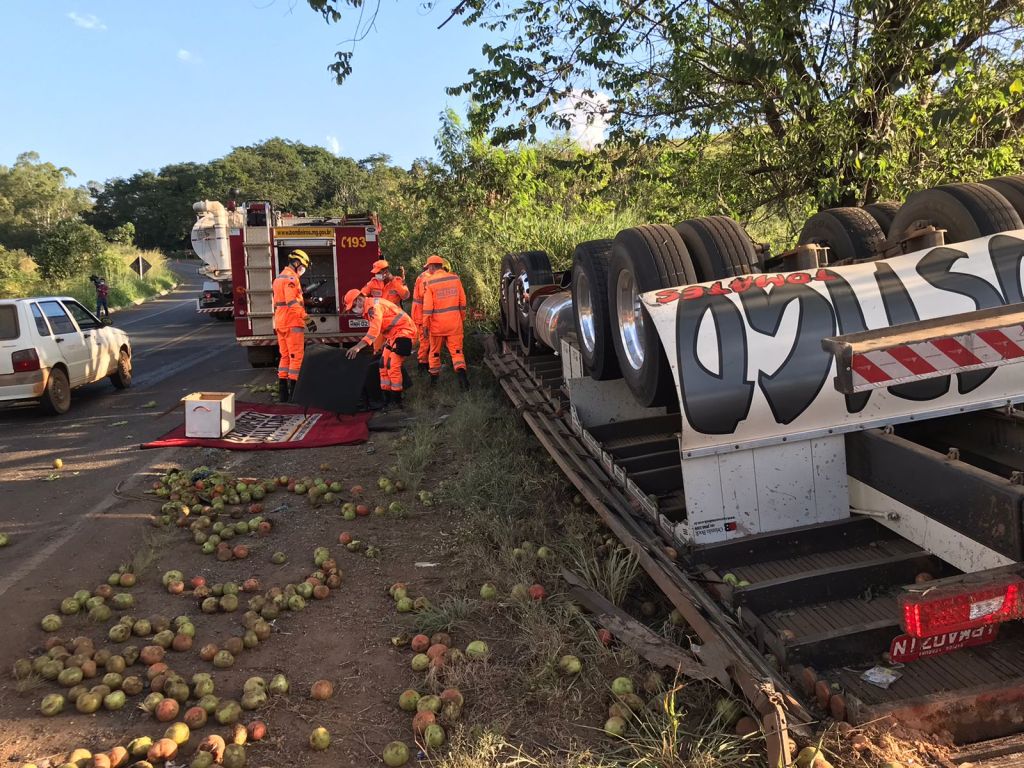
{"left": 675, "top": 293, "right": 755, "bottom": 434}
{"left": 737, "top": 284, "right": 836, "bottom": 425}
{"left": 989, "top": 235, "right": 1024, "bottom": 305}
{"left": 822, "top": 271, "right": 872, "bottom": 414}
{"left": 916, "top": 246, "right": 1006, "bottom": 393}
{"left": 874, "top": 262, "right": 951, "bottom": 401}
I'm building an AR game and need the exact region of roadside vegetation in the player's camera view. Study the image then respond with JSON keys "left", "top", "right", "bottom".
{"left": 0, "top": 152, "right": 175, "bottom": 305}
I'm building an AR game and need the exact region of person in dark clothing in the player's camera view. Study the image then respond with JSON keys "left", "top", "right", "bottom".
{"left": 90, "top": 275, "right": 110, "bottom": 317}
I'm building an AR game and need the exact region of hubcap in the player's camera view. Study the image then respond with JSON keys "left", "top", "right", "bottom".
{"left": 53, "top": 373, "right": 68, "bottom": 405}
{"left": 576, "top": 270, "right": 596, "bottom": 354}
{"left": 616, "top": 269, "right": 645, "bottom": 371}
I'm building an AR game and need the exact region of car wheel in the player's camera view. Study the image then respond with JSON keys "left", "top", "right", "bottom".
{"left": 40, "top": 367, "right": 71, "bottom": 415}
{"left": 110, "top": 348, "right": 132, "bottom": 389}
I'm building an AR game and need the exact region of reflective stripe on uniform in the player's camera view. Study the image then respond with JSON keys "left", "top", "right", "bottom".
{"left": 427, "top": 275, "right": 460, "bottom": 285}
{"left": 423, "top": 305, "right": 467, "bottom": 315}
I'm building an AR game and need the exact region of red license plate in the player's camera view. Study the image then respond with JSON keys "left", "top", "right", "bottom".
{"left": 889, "top": 624, "right": 999, "bottom": 663}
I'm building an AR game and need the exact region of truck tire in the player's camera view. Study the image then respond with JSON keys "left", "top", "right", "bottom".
{"left": 980, "top": 175, "right": 1024, "bottom": 221}
{"left": 862, "top": 201, "right": 901, "bottom": 234}
{"left": 246, "top": 346, "right": 277, "bottom": 368}
{"left": 798, "top": 207, "right": 886, "bottom": 263}
{"left": 513, "top": 250, "right": 554, "bottom": 356}
{"left": 607, "top": 225, "right": 697, "bottom": 407}
{"left": 571, "top": 239, "right": 618, "bottom": 380}
{"left": 40, "top": 366, "right": 71, "bottom": 415}
{"left": 674, "top": 216, "right": 759, "bottom": 280}
{"left": 109, "top": 347, "right": 132, "bottom": 389}
{"left": 889, "top": 183, "right": 1023, "bottom": 245}
{"left": 214, "top": 312, "right": 234, "bottom": 322}
{"left": 498, "top": 252, "right": 519, "bottom": 340}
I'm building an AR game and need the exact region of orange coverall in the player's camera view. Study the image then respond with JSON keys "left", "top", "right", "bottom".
{"left": 359, "top": 298, "right": 417, "bottom": 392}
{"left": 272, "top": 265, "right": 306, "bottom": 381}
{"left": 360, "top": 275, "right": 410, "bottom": 306}
{"left": 422, "top": 270, "right": 467, "bottom": 375}
{"left": 411, "top": 269, "right": 429, "bottom": 364}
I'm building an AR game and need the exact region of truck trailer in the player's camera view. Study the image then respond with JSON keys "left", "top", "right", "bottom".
{"left": 488, "top": 177, "right": 1024, "bottom": 766}
{"left": 193, "top": 199, "right": 382, "bottom": 366}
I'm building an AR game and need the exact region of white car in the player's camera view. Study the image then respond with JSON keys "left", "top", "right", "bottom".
{"left": 0, "top": 297, "right": 132, "bottom": 414}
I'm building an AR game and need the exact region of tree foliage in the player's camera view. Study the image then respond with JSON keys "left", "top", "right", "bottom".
{"left": 34, "top": 219, "right": 107, "bottom": 280}
{"left": 0, "top": 152, "right": 91, "bottom": 252}
{"left": 307, "top": 0, "right": 1024, "bottom": 214}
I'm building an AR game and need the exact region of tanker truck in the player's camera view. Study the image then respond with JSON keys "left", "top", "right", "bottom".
{"left": 190, "top": 199, "right": 242, "bottom": 320}
{"left": 490, "top": 176, "right": 1024, "bottom": 766}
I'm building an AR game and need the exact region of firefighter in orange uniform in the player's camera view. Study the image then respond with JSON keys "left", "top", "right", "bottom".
{"left": 361, "top": 259, "right": 410, "bottom": 306}
{"left": 344, "top": 289, "right": 417, "bottom": 409}
{"left": 421, "top": 254, "right": 469, "bottom": 390}
{"left": 272, "top": 249, "right": 313, "bottom": 402}
{"left": 410, "top": 265, "right": 430, "bottom": 372}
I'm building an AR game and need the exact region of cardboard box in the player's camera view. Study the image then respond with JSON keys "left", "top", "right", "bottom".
{"left": 182, "top": 392, "right": 236, "bottom": 438}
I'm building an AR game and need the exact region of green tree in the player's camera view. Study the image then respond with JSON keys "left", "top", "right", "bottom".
{"left": 108, "top": 221, "right": 136, "bottom": 245}
{"left": 308, "top": 0, "right": 1024, "bottom": 215}
{"left": 0, "top": 152, "right": 91, "bottom": 252}
{"left": 35, "top": 220, "right": 106, "bottom": 280}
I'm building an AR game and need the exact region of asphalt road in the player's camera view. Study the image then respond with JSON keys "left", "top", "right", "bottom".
{"left": 0, "top": 261, "right": 266, "bottom": 610}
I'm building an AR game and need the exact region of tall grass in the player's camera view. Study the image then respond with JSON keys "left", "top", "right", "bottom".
{"left": 0, "top": 245, "right": 176, "bottom": 306}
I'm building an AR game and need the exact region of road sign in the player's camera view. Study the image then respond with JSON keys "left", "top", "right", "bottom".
{"left": 132, "top": 256, "right": 151, "bottom": 277}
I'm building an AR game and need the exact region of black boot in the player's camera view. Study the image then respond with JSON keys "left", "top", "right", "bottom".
{"left": 457, "top": 369, "right": 470, "bottom": 391}
{"left": 429, "top": 374, "right": 439, "bottom": 387}
{"left": 288, "top": 379, "right": 297, "bottom": 401}
{"left": 391, "top": 391, "right": 404, "bottom": 410}
{"left": 418, "top": 362, "right": 429, "bottom": 373}
{"left": 278, "top": 379, "right": 290, "bottom": 403}
{"left": 380, "top": 391, "right": 393, "bottom": 412}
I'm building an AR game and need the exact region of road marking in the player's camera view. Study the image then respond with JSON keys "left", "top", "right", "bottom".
{"left": 133, "top": 322, "right": 228, "bottom": 362}
{"left": 132, "top": 344, "right": 233, "bottom": 389}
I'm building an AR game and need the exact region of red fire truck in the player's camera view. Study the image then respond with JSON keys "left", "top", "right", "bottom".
{"left": 224, "top": 201, "right": 381, "bottom": 366}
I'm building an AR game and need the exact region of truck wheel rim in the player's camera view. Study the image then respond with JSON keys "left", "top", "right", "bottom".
{"left": 616, "top": 269, "right": 645, "bottom": 370}
{"left": 576, "top": 269, "right": 597, "bottom": 354}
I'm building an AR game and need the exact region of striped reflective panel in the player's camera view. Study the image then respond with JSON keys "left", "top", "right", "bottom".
{"left": 850, "top": 323, "right": 1024, "bottom": 392}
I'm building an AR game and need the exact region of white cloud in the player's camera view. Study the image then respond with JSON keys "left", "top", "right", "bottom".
{"left": 555, "top": 89, "right": 610, "bottom": 150}
{"left": 325, "top": 135, "right": 342, "bottom": 156}
{"left": 68, "top": 12, "right": 106, "bottom": 31}
{"left": 177, "top": 49, "right": 200, "bottom": 63}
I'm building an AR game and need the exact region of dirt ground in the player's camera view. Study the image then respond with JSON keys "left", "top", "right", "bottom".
{"left": 0, "top": 376, "right": 633, "bottom": 768}
{"left": 0, "top": 369, "right": 933, "bottom": 768}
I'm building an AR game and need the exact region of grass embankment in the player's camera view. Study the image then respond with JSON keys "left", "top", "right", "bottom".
{"left": 0, "top": 245, "right": 176, "bottom": 307}
{"left": 391, "top": 376, "right": 765, "bottom": 768}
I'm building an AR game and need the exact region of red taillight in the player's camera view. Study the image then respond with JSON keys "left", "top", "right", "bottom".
{"left": 12, "top": 348, "right": 40, "bottom": 372}
{"left": 901, "top": 578, "right": 1023, "bottom": 638}
{"left": 203, "top": 291, "right": 213, "bottom": 299}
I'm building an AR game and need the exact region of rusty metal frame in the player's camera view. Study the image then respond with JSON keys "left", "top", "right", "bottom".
{"left": 486, "top": 345, "right": 810, "bottom": 767}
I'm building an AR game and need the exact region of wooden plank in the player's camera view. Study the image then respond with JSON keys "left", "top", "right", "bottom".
{"left": 692, "top": 516, "right": 897, "bottom": 570}
{"left": 562, "top": 570, "right": 712, "bottom": 680}
{"left": 734, "top": 551, "right": 948, "bottom": 614}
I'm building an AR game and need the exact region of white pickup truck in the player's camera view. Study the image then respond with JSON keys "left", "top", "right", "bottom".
{"left": 0, "top": 296, "right": 132, "bottom": 414}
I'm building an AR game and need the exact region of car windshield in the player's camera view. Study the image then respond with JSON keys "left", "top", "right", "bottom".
{"left": 0, "top": 305, "right": 18, "bottom": 340}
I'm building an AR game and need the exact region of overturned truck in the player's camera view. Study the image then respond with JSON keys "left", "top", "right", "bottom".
{"left": 488, "top": 177, "right": 1024, "bottom": 766}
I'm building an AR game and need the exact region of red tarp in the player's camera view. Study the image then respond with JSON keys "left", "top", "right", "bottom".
{"left": 142, "top": 402, "right": 371, "bottom": 451}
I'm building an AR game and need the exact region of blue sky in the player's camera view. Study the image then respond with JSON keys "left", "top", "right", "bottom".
{"left": 0, "top": 1, "right": 497, "bottom": 183}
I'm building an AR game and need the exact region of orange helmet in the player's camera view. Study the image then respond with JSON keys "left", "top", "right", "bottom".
{"left": 424, "top": 254, "right": 444, "bottom": 266}
{"left": 370, "top": 259, "right": 389, "bottom": 275}
{"left": 343, "top": 289, "right": 363, "bottom": 311}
